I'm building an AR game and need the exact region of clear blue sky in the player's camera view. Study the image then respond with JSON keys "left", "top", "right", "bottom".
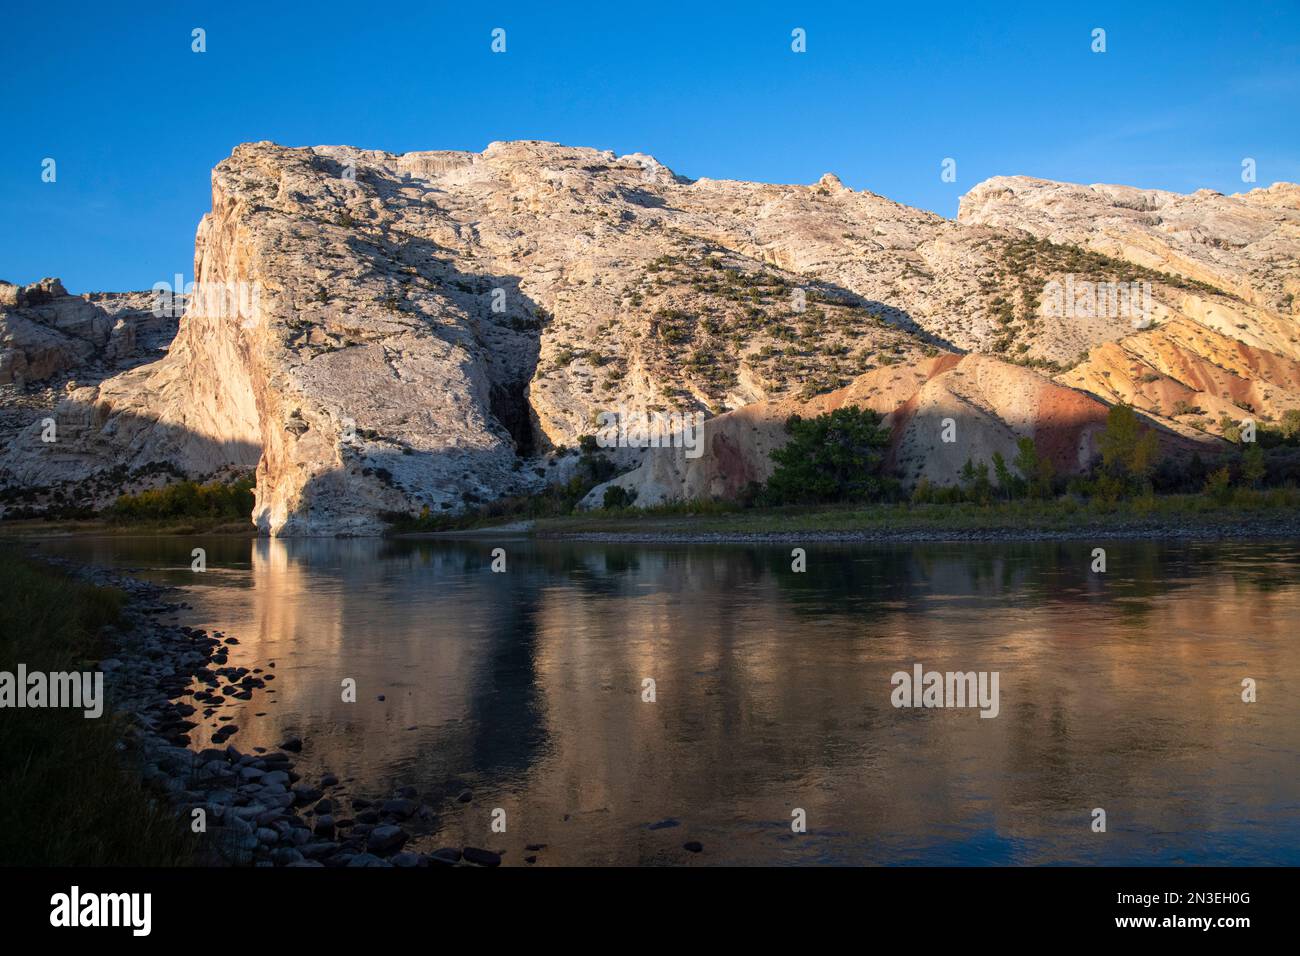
{"left": 1, "top": 1, "right": 1296, "bottom": 292}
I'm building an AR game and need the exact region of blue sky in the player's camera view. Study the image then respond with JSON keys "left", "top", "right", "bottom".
{"left": 1, "top": 1, "right": 1296, "bottom": 292}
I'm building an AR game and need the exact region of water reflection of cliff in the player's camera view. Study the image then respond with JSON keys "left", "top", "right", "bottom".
{"left": 231, "top": 538, "right": 548, "bottom": 799}
{"left": 509, "top": 540, "right": 1300, "bottom": 863}
{"left": 43, "top": 535, "right": 1298, "bottom": 864}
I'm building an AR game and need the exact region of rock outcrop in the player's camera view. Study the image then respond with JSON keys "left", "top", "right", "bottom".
{"left": 0, "top": 278, "right": 184, "bottom": 495}
{"left": 2, "top": 143, "right": 1294, "bottom": 533}
{"left": 584, "top": 354, "right": 1119, "bottom": 508}
{"left": 959, "top": 177, "right": 1300, "bottom": 438}
{"left": 0, "top": 277, "right": 181, "bottom": 388}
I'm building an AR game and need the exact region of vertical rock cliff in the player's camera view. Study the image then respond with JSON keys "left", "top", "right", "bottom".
{"left": 2, "top": 143, "right": 1295, "bottom": 533}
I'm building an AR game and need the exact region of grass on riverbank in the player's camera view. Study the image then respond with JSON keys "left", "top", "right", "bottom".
{"left": 0, "top": 552, "right": 196, "bottom": 865}
{"left": 0, "top": 517, "right": 255, "bottom": 537}
{"left": 506, "top": 486, "right": 1300, "bottom": 537}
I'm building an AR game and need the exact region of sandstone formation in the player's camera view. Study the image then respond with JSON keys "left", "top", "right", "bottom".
{"left": 1, "top": 143, "right": 1295, "bottom": 533}
{"left": 0, "top": 278, "right": 183, "bottom": 490}
{"left": 585, "top": 354, "right": 1118, "bottom": 508}
{"left": 960, "top": 177, "right": 1300, "bottom": 437}
{"left": 0, "top": 278, "right": 184, "bottom": 385}
{"left": 0, "top": 277, "right": 181, "bottom": 389}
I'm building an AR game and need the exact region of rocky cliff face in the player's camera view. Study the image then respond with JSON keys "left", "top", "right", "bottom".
{"left": 2, "top": 143, "right": 1295, "bottom": 533}
{"left": 959, "top": 177, "right": 1300, "bottom": 436}
{"left": 0, "top": 277, "right": 177, "bottom": 387}
{"left": 0, "top": 277, "right": 185, "bottom": 500}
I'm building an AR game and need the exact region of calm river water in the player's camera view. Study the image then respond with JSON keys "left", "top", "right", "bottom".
{"left": 34, "top": 535, "right": 1300, "bottom": 865}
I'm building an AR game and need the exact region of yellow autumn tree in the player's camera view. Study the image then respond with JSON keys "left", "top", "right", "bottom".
{"left": 1097, "top": 404, "right": 1159, "bottom": 494}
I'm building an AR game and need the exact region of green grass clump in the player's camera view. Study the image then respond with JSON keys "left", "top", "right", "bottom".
{"left": 0, "top": 552, "right": 196, "bottom": 865}
{"left": 522, "top": 488, "right": 1300, "bottom": 537}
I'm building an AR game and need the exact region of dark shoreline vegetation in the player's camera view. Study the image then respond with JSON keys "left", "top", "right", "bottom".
{"left": 0, "top": 552, "right": 196, "bottom": 865}
{"left": 106, "top": 474, "right": 255, "bottom": 523}
{"left": 2, "top": 474, "right": 258, "bottom": 535}
{"left": 98, "top": 474, "right": 256, "bottom": 534}
{"left": 518, "top": 491, "right": 1300, "bottom": 541}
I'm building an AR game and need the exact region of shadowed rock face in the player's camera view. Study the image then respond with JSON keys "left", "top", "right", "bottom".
{"left": 0, "top": 279, "right": 187, "bottom": 495}
{"left": 1, "top": 143, "right": 1295, "bottom": 533}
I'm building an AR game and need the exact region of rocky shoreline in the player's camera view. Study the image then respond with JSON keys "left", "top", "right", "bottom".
{"left": 42, "top": 555, "right": 509, "bottom": 868}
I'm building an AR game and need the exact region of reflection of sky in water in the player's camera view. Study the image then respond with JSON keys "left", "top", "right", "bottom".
{"left": 35, "top": 536, "right": 1300, "bottom": 865}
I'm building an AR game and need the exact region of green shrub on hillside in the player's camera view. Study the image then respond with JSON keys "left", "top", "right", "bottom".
{"left": 764, "top": 406, "right": 895, "bottom": 505}
{"left": 603, "top": 485, "right": 638, "bottom": 509}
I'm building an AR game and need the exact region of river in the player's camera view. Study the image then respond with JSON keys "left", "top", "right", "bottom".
{"left": 32, "top": 535, "right": 1300, "bottom": 865}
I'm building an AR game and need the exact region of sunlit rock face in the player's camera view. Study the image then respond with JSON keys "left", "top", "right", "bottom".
{"left": 0, "top": 278, "right": 183, "bottom": 469}
{"left": 0, "top": 278, "right": 179, "bottom": 388}
{"left": 959, "top": 177, "right": 1300, "bottom": 437}
{"left": 2, "top": 142, "right": 1294, "bottom": 532}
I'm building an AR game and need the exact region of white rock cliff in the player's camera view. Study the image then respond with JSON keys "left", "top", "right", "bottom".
{"left": 1, "top": 143, "right": 1295, "bottom": 533}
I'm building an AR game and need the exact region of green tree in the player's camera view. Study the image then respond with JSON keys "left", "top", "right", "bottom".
{"left": 602, "top": 485, "right": 637, "bottom": 509}
{"left": 991, "top": 451, "right": 1017, "bottom": 500}
{"left": 1280, "top": 409, "right": 1300, "bottom": 442}
{"left": 1241, "top": 441, "right": 1266, "bottom": 488}
{"left": 764, "top": 406, "right": 893, "bottom": 504}
{"left": 910, "top": 478, "right": 934, "bottom": 504}
{"left": 1098, "top": 403, "right": 1159, "bottom": 494}
{"left": 1204, "top": 465, "right": 1232, "bottom": 504}
{"left": 1012, "top": 436, "right": 1054, "bottom": 499}
{"left": 959, "top": 457, "right": 993, "bottom": 505}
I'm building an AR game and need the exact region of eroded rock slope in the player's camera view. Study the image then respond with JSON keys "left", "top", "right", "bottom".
{"left": 2, "top": 143, "right": 1294, "bottom": 532}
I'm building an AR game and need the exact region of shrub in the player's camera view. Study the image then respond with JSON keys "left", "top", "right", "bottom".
{"left": 1098, "top": 403, "right": 1158, "bottom": 493}
{"left": 107, "top": 476, "right": 255, "bottom": 522}
{"left": 1204, "top": 466, "right": 1232, "bottom": 504}
{"left": 1280, "top": 409, "right": 1300, "bottom": 442}
{"left": 764, "top": 406, "right": 894, "bottom": 505}
{"left": 1241, "top": 441, "right": 1266, "bottom": 487}
{"left": 991, "top": 451, "right": 1020, "bottom": 500}
{"left": 602, "top": 485, "right": 638, "bottom": 509}
{"left": 1012, "top": 436, "right": 1054, "bottom": 498}
{"left": 959, "top": 458, "right": 993, "bottom": 505}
